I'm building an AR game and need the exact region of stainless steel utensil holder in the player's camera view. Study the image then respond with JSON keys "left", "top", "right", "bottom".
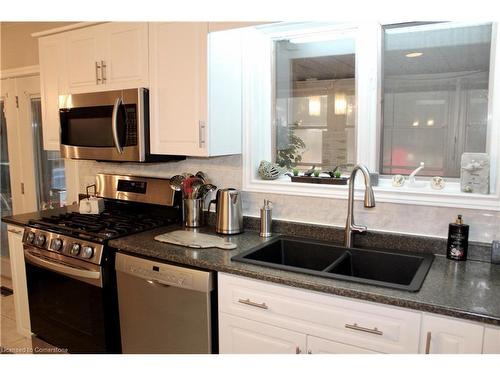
{"left": 183, "top": 198, "right": 205, "bottom": 228}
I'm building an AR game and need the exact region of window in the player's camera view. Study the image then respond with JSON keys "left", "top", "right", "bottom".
{"left": 242, "top": 21, "right": 500, "bottom": 209}
{"left": 31, "top": 98, "right": 67, "bottom": 209}
{"left": 381, "top": 22, "right": 492, "bottom": 178}
{"left": 273, "top": 31, "right": 356, "bottom": 171}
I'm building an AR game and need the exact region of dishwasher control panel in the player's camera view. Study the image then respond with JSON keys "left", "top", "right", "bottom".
{"left": 128, "top": 264, "right": 192, "bottom": 287}
{"left": 115, "top": 253, "right": 214, "bottom": 293}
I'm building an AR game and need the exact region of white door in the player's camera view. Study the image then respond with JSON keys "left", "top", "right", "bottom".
{"left": 420, "top": 314, "right": 484, "bottom": 354}
{"left": 102, "top": 22, "right": 149, "bottom": 89}
{"left": 39, "top": 33, "right": 67, "bottom": 151}
{"left": 307, "top": 335, "right": 380, "bottom": 354}
{"left": 149, "top": 22, "right": 208, "bottom": 156}
{"left": 219, "top": 312, "right": 306, "bottom": 354}
{"left": 66, "top": 26, "right": 102, "bottom": 93}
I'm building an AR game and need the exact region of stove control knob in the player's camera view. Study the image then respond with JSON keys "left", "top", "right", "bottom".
{"left": 80, "top": 245, "right": 94, "bottom": 259}
{"left": 26, "top": 232, "right": 36, "bottom": 244}
{"left": 35, "top": 234, "right": 46, "bottom": 247}
{"left": 70, "top": 243, "right": 81, "bottom": 256}
{"left": 51, "top": 238, "right": 64, "bottom": 252}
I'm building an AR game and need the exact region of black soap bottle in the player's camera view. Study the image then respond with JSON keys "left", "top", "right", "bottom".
{"left": 446, "top": 215, "right": 469, "bottom": 261}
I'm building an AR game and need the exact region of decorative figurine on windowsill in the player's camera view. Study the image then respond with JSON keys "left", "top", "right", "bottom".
{"left": 258, "top": 160, "right": 288, "bottom": 180}
{"left": 392, "top": 174, "right": 405, "bottom": 187}
{"left": 407, "top": 162, "right": 426, "bottom": 188}
{"left": 430, "top": 176, "right": 445, "bottom": 190}
{"left": 460, "top": 153, "right": 490, "bottom": 194}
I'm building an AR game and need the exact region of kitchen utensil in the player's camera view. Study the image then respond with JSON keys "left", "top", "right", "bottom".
{"left": 195, "top": 171, "right": 208, "bottom": 183}
{"left": 208, "top": 188, "right": 243, "bottom": 235}
{"left": 170, "top": 175, "right": 185, "bottom": 192}
{"left": 196, "top": 184, "right": 217, "bottom": 199}
{"left": 182, "top": 176, "right": 203, "bottom": 199}
{"left": 191, "top": 178, "right": 205, "bottom": 199}
{"left": 182, "top": 198, "right": 205, "bottom": 227}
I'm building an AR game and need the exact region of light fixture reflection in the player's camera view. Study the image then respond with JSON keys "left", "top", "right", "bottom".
{"left": 308, "top": 96, "right": 321, "bottom": 117}
{"left": 334, "top": 93, "right": 346, "bottom": 115}
{"left": 406, "top": 52, "right": 423, "bottom": 58}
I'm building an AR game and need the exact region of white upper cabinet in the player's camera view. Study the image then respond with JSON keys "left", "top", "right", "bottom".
{"left": 420, "top": 313, "right": 484, "bottom": 354}
{"left": 66, "top": 22, "right": 148, "bottom": 94}
{"left": 39, "top": 33, "right": 67, "bottom": 151}
{"left": 149, "top": 22, "right": 243, "bottom": 157}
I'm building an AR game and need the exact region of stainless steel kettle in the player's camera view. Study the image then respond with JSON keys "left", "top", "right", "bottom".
{"left": 208, "top": 188, "right": 243, "bottom": 234}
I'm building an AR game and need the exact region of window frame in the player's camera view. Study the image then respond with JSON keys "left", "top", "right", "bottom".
{"left": 241, "top": 21, "right": 500, "bottom": 211}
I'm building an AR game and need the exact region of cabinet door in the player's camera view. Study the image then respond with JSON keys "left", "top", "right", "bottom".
{"left": 219, "top": 312, "right": 306, "bottom": 354}
{"left": 7, "top": 225, "right": 31, "bottom": 337}
{"left": 66, "top": 26, "right": 102, "bottom": 93}
{"left": 39, "top": 34, "right": 66, "bottom": 151}
{"left": 101, "top": 22, "right": 149, "bottom": 89}
{"left": 483, "top": 326, "right": 500, "bottom": 354}
{"left": 307, "top": 335, "right": 379, "bottom": 354}
{"left": 149, "top": 22, "right": 208, "bottom": 156}
{"left": 420, "top": 314, "right": 484, "bottom": 354}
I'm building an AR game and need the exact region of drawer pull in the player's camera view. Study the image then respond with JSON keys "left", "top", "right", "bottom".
{"left": 238, "top": 298, "right": 268, "bottom": 310}
{"left": 345, "top": 323, "right": 383, "bottom": 336}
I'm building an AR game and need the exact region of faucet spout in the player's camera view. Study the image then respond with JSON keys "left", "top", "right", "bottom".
{"left": 344, "top": 164, "right": 376, "bottom": 248}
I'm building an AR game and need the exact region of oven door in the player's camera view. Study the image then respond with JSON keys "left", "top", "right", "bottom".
{"left": 59, "top": 88, "right": 146, "bottom": 162}
{"left": 24, "top": 246, "right": 120, "bottom": 353}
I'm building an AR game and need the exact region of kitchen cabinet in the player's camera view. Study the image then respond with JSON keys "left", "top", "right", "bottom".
{"left": 420, "top": 313, "right": 484, "bottom": 354}
{"left": 219, "top": 312, "right": 306, "bottom": 354}
{"left": 7, "top": 225, "right": 31, "bottom": 337}
{"left": 307, "top": 335, "right": 379, "bottom": 354}
{"left": 149, "top": 22, "right": 243, "bottom": 157}
{"left": 38, "top": 33, "right": 67, "bottom": 151}
{"left": 218, "top": 273, "right": 421, "bottom": 354}
{"left": 483, "top": 326, "right": 500, "bottom": 354}
{"left": 66, "top": 22, "right": 148, "bottom": 94}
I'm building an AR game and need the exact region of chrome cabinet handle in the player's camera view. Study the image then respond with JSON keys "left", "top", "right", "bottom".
{"left": 95, "top": 61, "right": 101, "bottom": 84}
{"left": 238, "top": 298, "right": 268, "bottom": 310}
{"left": 101, "top": 60, "right": 107, "bottom": 83}
{"left": 198, "top": 120, "right": 206, "bottom": 148}
{"left": 345, "top": 323, "right": 383, "bottom": 336}
{"left": 112, "top": 97, "right": 124, "bottom": 154}
{"left": 425, "top": 331, "right": 431, "bottom": 354}
{"left": 8, "top": 228, "right": 23, "bottom": 235}
{"left": 295, "top": 346, "right": 301, "bottom": 354}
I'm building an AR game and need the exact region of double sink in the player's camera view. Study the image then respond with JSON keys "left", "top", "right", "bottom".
{"left": 232, "top": 236, "right": 434, "bottom": 292}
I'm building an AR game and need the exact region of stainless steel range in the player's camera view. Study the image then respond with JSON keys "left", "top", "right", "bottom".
{"left": 22, "top": 174, "right": 180, "bottom": 353}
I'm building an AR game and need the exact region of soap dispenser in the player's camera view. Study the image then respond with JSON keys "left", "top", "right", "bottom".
{"left": 446, "top": 215, "right": 469, "bottom": 261}
{"left": 259, "top": 200, "right": 273, "bottom": 238}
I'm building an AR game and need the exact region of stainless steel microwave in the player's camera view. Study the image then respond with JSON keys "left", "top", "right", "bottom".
{"left": 59, "top": 88, "right": 184, "bottom": 162}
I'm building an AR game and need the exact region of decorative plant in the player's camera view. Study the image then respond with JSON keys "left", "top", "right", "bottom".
{"left": 292, "top": 167, "right": 299, "bottom": 176}
{"left": 276, "top": 123, "right": 306, "bottom": 170}
{"left": 334, "top": 170, "right": 341, "bottom": 178}
{"left": 313, "top": 170, "right": 320, "bottom": 177}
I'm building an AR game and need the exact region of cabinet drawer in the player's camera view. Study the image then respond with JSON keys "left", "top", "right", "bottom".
{"left": 219, "top": 273, "right": 421, "bottom": 353}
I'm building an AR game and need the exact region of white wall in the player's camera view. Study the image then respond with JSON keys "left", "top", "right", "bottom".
{"left": 76, "top": 155, "right": 500, "bottom": 243}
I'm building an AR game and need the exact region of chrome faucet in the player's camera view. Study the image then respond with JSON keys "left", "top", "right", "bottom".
{"left": 344, "top": 164, "right": 376, "bottom": 248}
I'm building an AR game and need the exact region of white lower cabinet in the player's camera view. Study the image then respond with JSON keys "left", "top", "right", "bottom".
{"left": 218, "top": 273, "right": 421, "bottom": 354}
{"left": 7, "top": 225, "right": 31, "bottom": 337}
{"left": 419, "top": 314, "right": 484, "bottom": 354}
{"left": 483, "top": 326, "right": 500, "bottom": 354}
{"left": 218, "top": 273, "right": 497, "bottom": 354}
{"left": 219, "top": 312, "right": 306, "bottom": 354}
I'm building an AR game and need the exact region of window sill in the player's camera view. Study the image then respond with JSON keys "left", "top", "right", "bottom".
{"left": 243, "top": 175, "right": 500, "bottom": 211}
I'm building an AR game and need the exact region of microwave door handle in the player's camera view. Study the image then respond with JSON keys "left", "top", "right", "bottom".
{"left": 112, "top": 97, "right": 124, "bottom": 154}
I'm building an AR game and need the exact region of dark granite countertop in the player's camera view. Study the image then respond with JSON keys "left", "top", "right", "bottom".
{"left": 2, "top": 205, "right": 80, "bottom": 227}
{"left": 109, "top": 225, "right": 500, "bottom": 326}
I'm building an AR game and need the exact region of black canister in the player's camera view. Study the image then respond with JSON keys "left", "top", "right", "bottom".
{"left": 446, "top": 215, "right": 469, "bottom": 261}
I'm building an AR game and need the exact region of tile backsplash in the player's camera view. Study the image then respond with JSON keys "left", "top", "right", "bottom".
{"left": 76, "top": 155, "right": 500, "bottom": 243}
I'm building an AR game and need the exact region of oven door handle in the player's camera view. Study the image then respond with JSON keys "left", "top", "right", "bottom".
{"left": 25, "top": 250, "right": 101, "bottom": 280}
{"left": 112, "top": 97, "right": 124, "bottom": 154}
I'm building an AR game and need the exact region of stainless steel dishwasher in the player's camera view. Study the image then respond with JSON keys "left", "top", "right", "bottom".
{"left": 115, "top": 253, "right": 216, "bottom": 353}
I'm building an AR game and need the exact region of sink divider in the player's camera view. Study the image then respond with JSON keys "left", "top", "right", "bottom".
{"left": 322, "top": 251, "right": 351, "bottom": 273}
